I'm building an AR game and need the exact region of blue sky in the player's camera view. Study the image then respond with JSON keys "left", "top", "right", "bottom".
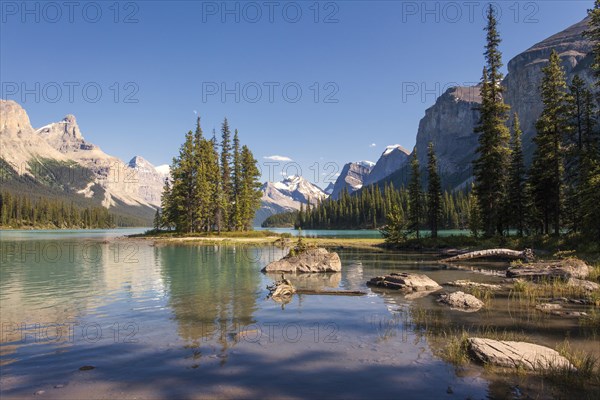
{"left": 0, "top": 0, "right": 591, "bottom": 186}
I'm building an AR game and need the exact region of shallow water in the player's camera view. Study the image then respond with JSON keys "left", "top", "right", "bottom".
{"left": 0, "top": 231, "right": 597, "bottom": 399}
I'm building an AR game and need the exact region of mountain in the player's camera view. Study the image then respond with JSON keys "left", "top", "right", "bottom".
{"left": 329, "top": 161, "right": 374, "bottom": 200}
{"left": 255, "top": 175, "right": 328, "bottom": 225}
{"left": 323, "top": 182, "right": 335, "bottom": 195}
{"left": 0, "top": 100, "right": 163, "bottom": 224}
{"left": 380, "top": 16, "right": 593, "bottom": 191}
{"left": 363, "top": 145, "right": 410, "bottom": 187}
{"left": 128, "top": 156, "right": 169, "bottom": 206}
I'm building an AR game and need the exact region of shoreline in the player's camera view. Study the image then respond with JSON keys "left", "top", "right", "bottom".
{"left": 131, "top": 234, "right": 387, "bottom": 250}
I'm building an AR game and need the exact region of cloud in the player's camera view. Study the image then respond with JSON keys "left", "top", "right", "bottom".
{"left": 369, "top": 143, "right": 377, "bottom": 148}
{"left": 263, "top": 155, "right": 293, "bottom": 162}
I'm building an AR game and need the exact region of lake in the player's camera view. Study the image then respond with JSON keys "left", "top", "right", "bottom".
{"left": 0, "top": 230, "right": 596, "bottom": 399}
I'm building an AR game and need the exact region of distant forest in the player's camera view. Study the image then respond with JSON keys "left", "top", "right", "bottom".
{"left": 262, "top": 183, "right": 471, "bottom": 231}
{"left": 0, "top": 191, "right": 121, "bottom": 229}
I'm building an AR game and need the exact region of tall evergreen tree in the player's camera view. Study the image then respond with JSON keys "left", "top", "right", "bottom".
{"left": 170, "top": 130, "right": 196, "bottom": 232}
{"left": 239, "top": 145, "right": 262, "bottom": 230}
{"left": 507, "top": 113, "right": 526, "bottom": 236}
{"left": 585, "top": 1, "right": 600, "bottom": 87}
{"left": 205, "top": 132, "right": 222, "bottom": 232}
{"left": 160, "top": 177, "right": 173, "bottom": 230}
{"left": 530, "top": 50, "right": 570, "bottom": 235}
{"left": 473, "top": 5, "right": 511, "bottom": 237}
{"left": 220, "top": 118, "right": 232, "bottom": 227}
{"left": 426, "top": 142, "right": 442, "bottom": 238}
{"left": 231, "top": 129, "right": 242, "bottom": 230}
{"left": 408, "top": 148, "right": 423, "bottom": 239}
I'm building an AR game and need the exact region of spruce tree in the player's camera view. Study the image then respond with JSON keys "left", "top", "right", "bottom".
{"left": 239, "top": 145, "right": 262, "bottom": 230}
{"left": 585, "top": 1, "right": 600, "bottom": 86}
{"left": 473, "top": 5, "right": 511, "bottom": 236}
{"left": 530, "top": 50, "right": 570, "bottom": 235}
{"left": 160, "top": 177, "right": 173, "bottom": 230}
{"left": 209, "top": 130, "right": 224, "bottom": 233}
{"left": 408, "top": 148, "right": 422, "bottom": 239}
{"left": 426, "top": 142, "right": 442, "bottom": 238}
{"left": 220, "top": 118, "right": 232, "bottom": 228}
{"left": 193, "top": 117, "right": 210, "bottom": 231}
{"left": 231, "top": 129, "right": 242, "bottom": 230}
{"left": 153, "top": 208, "right": 161, "bottom": 231}
{"left": 170, "top": 131, "right": 196, "bottom": 232}
{"left": 507, "top": 113, "right": 526, "bottom": 236}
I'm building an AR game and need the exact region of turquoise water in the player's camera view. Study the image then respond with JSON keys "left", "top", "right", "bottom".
{"left": 2, "top": 229, "right": 589, "bottom": 399}
{"left": 255, "top": 228, "right": 469, "bottom": 239}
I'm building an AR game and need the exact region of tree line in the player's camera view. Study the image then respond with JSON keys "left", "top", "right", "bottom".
{"left": 470, "top": 5, "right": 600, "bottom": 242}
{"left": 158, "top": 117, "right": 262, "bottom": 233}
{"left": 0, "top": 191, "right": 118, "bottom": 229}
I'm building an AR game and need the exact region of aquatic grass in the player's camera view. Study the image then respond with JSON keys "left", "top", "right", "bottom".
{"left": 464, "top": 286, "right": 494, "bottom": 307}
{"left": 547, "top": 339, "right": 600, "bottom": 387}
{"left": 509, "top": 278, "right": 597, "bottom": 308}
{"left": 580, "top": 309, "right": 600, "bottom": 339}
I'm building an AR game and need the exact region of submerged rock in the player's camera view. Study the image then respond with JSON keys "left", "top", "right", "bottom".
{"left": 261, "top": 248, "right": 341, "bottom": 273}
{"left": 437, "top": 291, "right": 484, "bottom": 312}
{"left": 535, "top": 303, "right": 588, "bottom": 318}
{"left": 507, "top": 258, "right": 590, "bottom": 281}
{"left": 445, "top": 280, "right": 502, "bottom": 290}
{"left": 468, "top": 338, "right": 575, "bottom": 371}
{"left": 367, "top": 273, "right": 441, "bottom": 292}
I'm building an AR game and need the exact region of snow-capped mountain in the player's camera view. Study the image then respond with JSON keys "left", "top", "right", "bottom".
{"left": 128, "top": 156, "right": 169, "bottom": 205}
{"left": 329, "top": 161, "right": 374, "bottom": 200}
{"left": 255, "top": 175, "right": 328, "bottom": 225}
{"left": 363, "top": 144, "right": 410, "bottom": 186}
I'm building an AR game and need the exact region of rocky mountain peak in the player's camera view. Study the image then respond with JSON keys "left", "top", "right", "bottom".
{"left": 329, "top": 161, "right": 374, "bottom": 199}
{"left": 0, "top": 100, "right": 33, "bottom": 136}
{"left": 363, "top": 144, "right": 410, "bottom": 187}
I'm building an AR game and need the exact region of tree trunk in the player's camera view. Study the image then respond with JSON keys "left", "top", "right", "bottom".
{"left": 440, "top": 248, "right": 534, "bottom": 263}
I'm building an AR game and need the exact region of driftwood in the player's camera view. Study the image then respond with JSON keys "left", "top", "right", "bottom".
{"left": 267, "top": 274, "right": 366, "bottom": 303}
{"left": 295, "top": 289, "right": 366, "bottom": 296}
{"left": 441, "top": 248, "right": 534, "bottom": 263}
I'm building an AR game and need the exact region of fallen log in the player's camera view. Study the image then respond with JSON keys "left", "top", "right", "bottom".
{"left": 267, "top": 274, "right": 366, "bottom": 302}
{"left": 441, "top": 248, "right": 534, "bottom": 263}
{"left": 295, "top": 289, "right": 366, "bottom": 296}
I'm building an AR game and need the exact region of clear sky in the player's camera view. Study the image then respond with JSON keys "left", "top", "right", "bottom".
{"left": 0, "top": 0, "right": 591, "bottom": 186}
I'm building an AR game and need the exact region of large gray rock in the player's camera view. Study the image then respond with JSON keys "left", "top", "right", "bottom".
{"left": 261, "top": 248, "right": 341, "bottom": 273}
{"left": 437, "top": 291, "right": 484, "bottom": 312}
{"left": 468, "top": 338, "right": 575, "bottom": 371}
{"left": 507, "top": 259, "right": 591, "bottom": 281}
{"left": 367, "top": 273, "right": 441, "bottom": 292}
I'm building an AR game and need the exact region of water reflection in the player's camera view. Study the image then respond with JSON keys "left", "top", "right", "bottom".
{"left": 157, "top": 245, "right": 262, "bottom": 353}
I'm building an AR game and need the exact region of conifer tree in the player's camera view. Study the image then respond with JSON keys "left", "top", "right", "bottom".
{"left": 231, "top": 129, "right": 242, "bottom": 230}
{"left": 206, "top": 132, "right": 222, "bottom": 232}
{"left": 160, "top": 178, "right": 173, "bottom": 230}
{"left": 507, "top": 113, "right": 526, "bottom": 236}
{"left": 220, "top": 118, "right": 232, "bottom": 228}
{"left": 426, "top": 142, "right": 442, "bottom": 238}
{"left": 530, "top": 50, "right": 570, "bottom": 235}
{"left": 239, "top": 145, "right": 262, "bottom": 230}
{"left": 153, "top": 208, "right": 161, "bottom": 231}
{"left": 408, "top": 148, "right": 423, "bottom": 239}
{"left": 585, "top": 1, "right": 600, "bottom": 86}
{"left": 170, "top": 131, "right": 196, "bottom": 232}
{"left": 473, "top": 5, "right": 511, "bottom": 237}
